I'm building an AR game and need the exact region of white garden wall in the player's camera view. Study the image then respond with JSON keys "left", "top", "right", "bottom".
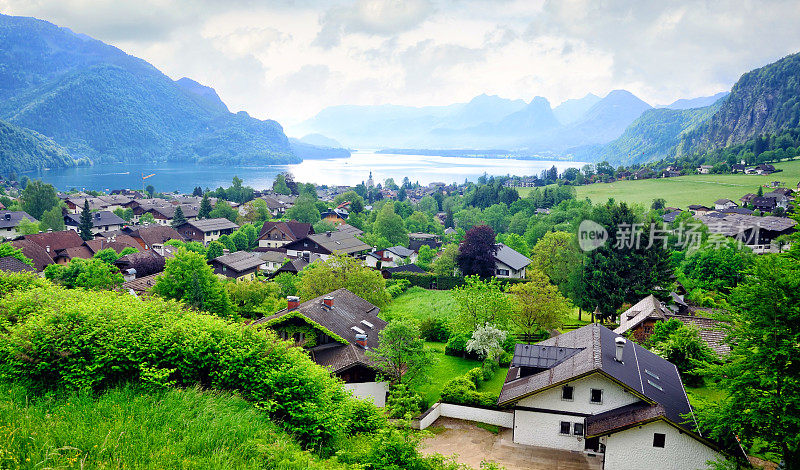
{"left": 344, "top": 381, "right": 388, "bottom": 407}
{"left": 416, "top": 402, "right": 513, "bottom": 430}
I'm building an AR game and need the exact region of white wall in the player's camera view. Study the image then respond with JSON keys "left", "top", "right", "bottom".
{"left": 344, "top": 381, "right": 388, "bottom": 407}
{"left": 603, "top": 420, "right": 722, "bottom": 470}
{"left": 516, "top": 373, "right": 640, "bottom": 415}
{"left": 418, "top": 403, "right": 441, "bottom": 430}
{"left": 440, "top": 403, "right": 514, "bottom": 428}
{"left": 513, "top": 409, "right": 587, "bottom": 451}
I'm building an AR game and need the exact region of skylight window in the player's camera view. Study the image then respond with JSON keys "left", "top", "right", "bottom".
{"left": 351, "top": 326, "right": 366, "bottom": 334}
{"left": 360, "top": 320, "right": 374, "bottom": 328}
{"left": 647, "top": 379, "right": 663, "bottom": 391}
{"left": 645, "top": 369, "right": 660, "bottom": 380}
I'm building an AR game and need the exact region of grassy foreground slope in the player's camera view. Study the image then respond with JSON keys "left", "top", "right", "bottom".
{"left": 0, "top": 385, "right": 344, "bottom": 470}
{"left": 575, "top": 159, "right": 800, "bottom": 208}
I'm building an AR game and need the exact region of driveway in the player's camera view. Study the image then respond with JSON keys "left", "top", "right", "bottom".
{"left": 420, "top": 417, "right": 604, "bottom": 470}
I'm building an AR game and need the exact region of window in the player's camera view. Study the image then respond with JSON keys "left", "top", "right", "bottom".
{"left": 573, "top": 423, "right": 584, "bottom": 436}
{"left": 561, "top": 385, "right": 574, "bottom": 401}
{"left": 653, "top": 433, "right": 666, "bottom": 448}
{"left": 496, "top": 269, "right": 510, "bottom": 276}
{"left": 590, "top": 388, "right": 603, "bottom": 404}
{"left": 559, "top": 422, "right": 571, "bottom": 435}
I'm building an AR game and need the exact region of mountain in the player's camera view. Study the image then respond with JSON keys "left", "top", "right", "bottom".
{"left": 0, "top": 14, "right": 296, "bottom": 169}
{"left": 661, "top": 92, "right": 729, "bottom": 110}
{"left": 299, "top": 133, "right": 344, "bottom": 148}
{"left": 680, "top": 52, "right": 800, "bottom": 154}
{"left": 439, "top": 94, "right": 526, "bottom": 129}
{"left": 0, "top": 118, "right": 77, "bottom": 175}
{"left": 289, "top": 138, "right": 351, "bottom": 160}
{"left": 553, "top": 93, "right": 601, "bottom": 125}
{"left": 596, "top": 104, "right": 720, "bottom": 165}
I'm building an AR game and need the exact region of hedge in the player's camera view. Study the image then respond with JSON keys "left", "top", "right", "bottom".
{"left": 389, "top": 272, "right": 529, "bottom": 290}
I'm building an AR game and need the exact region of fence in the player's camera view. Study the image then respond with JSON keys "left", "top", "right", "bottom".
{"left": 415, "top": 402, "right": 514, "bottom": 430}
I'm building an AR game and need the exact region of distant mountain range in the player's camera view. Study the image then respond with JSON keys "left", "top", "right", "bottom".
{"left": 0, "top": 13, "right": 324, "bottom": 174}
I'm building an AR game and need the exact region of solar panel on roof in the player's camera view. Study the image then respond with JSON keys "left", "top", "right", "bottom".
{"left": 510, "top": 344, "right": 584, "bottom": 369}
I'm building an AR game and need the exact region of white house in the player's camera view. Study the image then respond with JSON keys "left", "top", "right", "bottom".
{"left": 64, "top": 211, "right": 125, "bottom": 235}
{"left": 497, "top": 324, "right": 745, "bottom": 469}
{"left": 0, "top": 211, "right": 37, "bottom": 239}
{"left": 713, "top": 199, "right": 738, "bottom": 211}
{"left": 364, "top": 245, "right": 418, "bottom": 269}
{"left": 493, "top": 243, "right": 530, "bottom": 279}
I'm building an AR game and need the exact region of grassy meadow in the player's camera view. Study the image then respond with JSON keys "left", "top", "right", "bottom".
{"left": 520, "top": 159, "right": 800, "bottom": 209}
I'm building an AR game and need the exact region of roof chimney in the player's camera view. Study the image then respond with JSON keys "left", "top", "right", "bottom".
{"left": 326, "top": 231, "right": 332, "bottom": 237}
{"left": 287, "top": 296, "right": 300, "bottom": 311}
{"left": 323, "top": 296, "right": 334, "bottom": 308}
{"left": 615, "top": 337, "right": 626, "bottom": 363}
{"left": 355, "top": 333, "right": 368, "bottom": 349}
{"left": 222, "top": 248, "right": 230, "bottom": 255}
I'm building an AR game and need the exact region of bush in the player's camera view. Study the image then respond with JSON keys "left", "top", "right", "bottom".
{"left": 481, "top": 360, "right": 497, "bottom": 382}
{"left": 439, "top": 372, "right": 498, "bottom": 408}
{"left": 419, "top": 317, "right": 451, "bottom": 342}
{"left": 390, "top": 272, "right": 529, "bottom": 291}
{"left": 344, "top": 398, "right": 387, "bottom": 434}
{"left": 385, "top": 383, "right": 423, "bottom": 419}
{"left": 387, "top": 279, "right": 411, "bottom": 298}
{"left": 444, "top": 333, "right": 470, "bottom": 357}
{"left": 0, "top": 281, "right": 360, "bottom": 451}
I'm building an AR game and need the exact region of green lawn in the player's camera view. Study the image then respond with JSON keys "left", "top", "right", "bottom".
{"left": 576, "top": 159, "right": 800, "bottom": 209}
{"left": 518, "top": 159, "right": 800, "bottom": 209}
{"left": 414, "top": 342, "right": 506, "bottom": 406}
{"left": 381, "top": 287, "right": 458, "bottom": 323}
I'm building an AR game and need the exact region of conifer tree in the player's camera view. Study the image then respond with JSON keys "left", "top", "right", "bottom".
{"left": 198, "top": 194, "right": 212, "bottom": 219}
{"left": 171, "top": 206, "right": 187, "bottom": 227}
{"left": 79, "top": 199, "right": 94, "bottom": 241}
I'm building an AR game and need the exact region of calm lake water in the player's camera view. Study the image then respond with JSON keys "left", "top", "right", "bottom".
{"left": 31, "top": 150, "right": 584, "bottom": 193}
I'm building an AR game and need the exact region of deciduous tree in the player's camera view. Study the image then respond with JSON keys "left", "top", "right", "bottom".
{"left": 21, "top": 180, "right": 59, "bottom": 220}
{"left": 298, "top": 253, "right": 390, "bottom": 308}
{"left": 367, "top": 319, "right": 429, "bottom": 385}
{"left": 507, "top": 270, "right": 571, "bottom": 340}
{"left": 152, "top": 248, "right": 232, "bottom": 316}
{"left": 457, "top": 225, "right": 497, "bottom": 278}
{"left": 452, "top": 275, "right": 511, "bottom": 332}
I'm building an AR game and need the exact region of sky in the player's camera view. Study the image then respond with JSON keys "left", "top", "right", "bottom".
{"left": 2, "top": 0, "right": 800, "bottom": 132}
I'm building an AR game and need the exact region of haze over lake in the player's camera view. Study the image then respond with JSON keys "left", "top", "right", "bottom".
{"left": 32, "top": 150, "right": 584, "bottom": 193}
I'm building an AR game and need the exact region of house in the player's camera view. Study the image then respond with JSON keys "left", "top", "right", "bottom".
{"left": 321, "top": 208, "right": 349, "bottom": 225}
{"left": 382, "top": 264, "right": 426, "bottom": 278}
{"left": 17, "top": 230, "right": 86, "bottom": 265}
{"left": 408, "top": 232, "right": 442, "bottom": 252}
{"left": 364, "top": 245, "right": 418, "bottom": 269}
{"left": 754, "top": 164, "right": 776, "bottom": 175}
{"left": 175, "top": 218, "right": 238, "bottom": 245}
{"left": 122, "top": 273, "right": 160, "bottom": 296}
{"left": 614, "top": 295, "right": 670, "bottom": 342}
{"left": 64, "top": 211, "right": 125, "bottom": 235}
{"left": 751, "top": 196, "right": 777, "bottom": 212}
{"left": 661, "top": 170, "right": 680, "bottom": 178}
{"left": 770, "top": 187, "right": 793, "bottom": 197}
{"left": 257, "top": 221, "right": 313, "bottom": 249}
{"left": 695, "top": 213, "right": 797, "bottom": 253}
{"left": 64, "top": 196, "right": 108, "bottom": 213}
{"left": 497, "top": 324, "right": 744, "bottom": 469}
{"left": 337, "top": 223, "right": 364, "bottom": 237}
{"left": 493, "top": 243, "right": 530, "bottom": 279}
{"left": 259, "top": 196, "right": 288, "bottom": 217}
{"left": 687, "top": 204, "right": 711, "bottom": 213}
{"left": 252, "top": 289, "right": 389, "bottom": 406}
{"left": 270, "top": 257, "right": 310, "bottom": 277}
{"left": 0, "top": 256, "right": 36, "bottom": 273}
{"left": 739, "top": 193, "right": 756, "bottom": 205}
{"left": 762, "top": 191, "right": 790, "bottom": 209}
{"left": 660, "top": 210, "right": 682, "bottom": 224}
{"left": 719, "top": 207, "right": 754, "bottom": 216}
{"left": 210, "top": 251, "right": 264, "bottom": 281}
{"left": 84, "top": 235, "right": 141, "bottom": 256}
{"left": 284, "top": 231, "right": 372, "bottom": 261}
{"left": 127, "top": 225, "right": 183, "bottom": 254}
{"left": 713, "top": 199, "right": 737, "bottom": 211}
{"left": 10, "top": 239, "right": 55, "bottom": 271}
{"left": 144, "top": 204, "right": 199, "bottom": 225}
{"left": 0, "top": 211, "right": 37, "bottom": 239}
{"left": 697, "top": 165, "right": 713, "bottom": 174}
{"left": 731, "top": 163, "right": 746, "bottom": 173}
{"left": 258, "top": 250, "right": 287, "bottom": 273}
{"left": 114, "top": 250, "right": 166, "bottom": 280}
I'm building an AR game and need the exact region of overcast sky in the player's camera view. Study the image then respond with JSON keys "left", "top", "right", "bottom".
{"left": 2, "top": 0, "right": 799, "bottom": 131}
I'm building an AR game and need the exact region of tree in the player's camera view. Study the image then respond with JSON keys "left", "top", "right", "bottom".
{"left": 241, "top": 223, "right": 258, "bottom": 249}
{"left": 650, "top": 198, "right": 666, "bottom": 210}
{"left": 192, "top": 186, "right": 203, "bottom": 197}
{"left": 645, "top": 318, "right": 715, "bottom": 387}
{"left": 499, "top": 233, "right": 530, "bottom": 258}
{"left": 273, "top": 173, "right": 291, "bottom": 195}
{"left": 681, "top": 241, "right": 752, "bottom": 293}
{"left": 696, "top": 256, "right": 800, "bottom": 467}
{"left": 298, "top": 254, "right": 390, "bottom": 308}
{"left": 16, "top": 218, "right": 40, "bottom": 235}
{"left": 334, "top": 191, "right": 365, "bottom": 214}
{"left": 171, "top": 206, "right": 187, "bottom": 227}
{"left": 285, "top": 196, "right": 321, "bottom": 224}
{"left": 466, "top": 324, "right": 507, "bottom": 361}
{"left": 205, "top": 240, "right": 225, "bottom": 260}
{"left": 0, "top": 243, "right": 33, "bottom": 266}
{"left": 416, "top": 245, "right": 436, "bottom": 270}
{"left": 231, "top": 230, "right": 249, "bottom": 251}
{"left": 79, "top": 199, "right": 94, "bottom": 241}
{"left": 507, "top": 270, "right": 571, "bottom": 340}
{"left": 431, "top": 243, "right": 458, "bottom": 276}
{"left": 139, "top": 212, "right": 156, "bottom": 225}
{"left": 457, "top": 225, "right": 497, "bottom": 278}
{"left": 530, "top": 231, "right": 582, "bottom": 289}
{"left": 209, "top": 201, "right": 238, "bottom": 223}
{"left": 198, "top": 194, "right": 213, "bottom": 219}
{"left": 93, "top": 248, "right": 120, "bottom": 264}
{"left": 21, "top": 180, "right": 59, "bottom": 219}
{"left": 373, "top": 202, "right": 408, "bottom": 246}
{"left": 152, "top": 248, "right": 232, "bottom": 316}
{"left": 218, "top": 234, "right": 236, "bottom": 252}
{"left": 452, "top": 276, "right": 512, "bottom": 332}
{"left": 146, "top": 184, "right": 155, "bottom": 197}
{"left": 119, "top": 247, "right": 138, "bottom": 257}
{"left": 367, "top": 319, "right": 429, "bottom": 385}
{"left": 44, "top": 258, "right": 123, "bottom": 289}
{"left": 40, "top": 205, "right": 65, "bottom": 232}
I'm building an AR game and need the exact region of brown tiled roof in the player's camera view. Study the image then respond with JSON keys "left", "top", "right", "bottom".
{"left": 614, "top": 295, "right": 669, "bottom": 335}
{"left": 10, "top": 239, "right": 54, "bottom": 271}
{"left": 252, "top": 288, "right": 385, "bottom": 371}
{"left": 61, "top": 245, "right": 93, "bottom": 260}
{"left": 586, "top": 402, "right": 666, "bottom": 436}
{"left": 85, "top": 235, "right": 141, "bottom": 254}
{"left": 23, "top": 230, "right": 84, "bottom": 252}
{"left": 666, "top": 314, "right": 730, "bottom": 356}
{"left": 212, "top": 251, "right": 264, "bottom": 272}
{"left": 131, "top": 225, "right": 183, "bottom": 249}
{"left": 115, "top": 250, "right": 165, "bottom": 277}
{"left": 0, "top": 256, "right": 36, "bottom": 273}
{"left": 258, "top": 220, "right": 313, "bottom": 240}
{"left": 122, "top": 273, "right": 160, "bottom": 294}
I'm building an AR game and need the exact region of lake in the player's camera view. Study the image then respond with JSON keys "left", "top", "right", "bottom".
{"left": 30, "top": 150, "right": 585, "bottom": 193}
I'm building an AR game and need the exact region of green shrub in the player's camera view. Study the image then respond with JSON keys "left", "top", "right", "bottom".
{"left": 386, "top": 383, "right": 423, "bottom": 419}
{"left": 344, "top": 398, "right": 387, "bottom": 434}
{"left": 439, "top": 371, "right": 498, "bottom": 408}
{"left": 481, "top": 360, "right": 496, "bottom": 382}
{"left": 386, "top": 279, "right": 411, "bottom": 298}
{"left": 419, "top": 317, "right": 451, "bottom": 342}
{"left": 465, "top": 367, "right": 484, "bottom": 384}
{"left": 444, "top": 333, "right": 470, "bottom": 356}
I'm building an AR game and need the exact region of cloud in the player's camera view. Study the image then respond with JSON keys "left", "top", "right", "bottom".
{"left": 1, "top": 0, "right": 800, "bottom": 125}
